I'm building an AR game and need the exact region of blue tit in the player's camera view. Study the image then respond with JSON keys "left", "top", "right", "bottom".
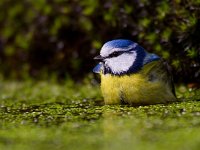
{"left": 93, "top": 39, "right": 177, "bottom": 105}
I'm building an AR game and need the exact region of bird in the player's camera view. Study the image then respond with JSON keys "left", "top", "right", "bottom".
{"left": 93, "top": 39, "right": 177, "bottom": 105}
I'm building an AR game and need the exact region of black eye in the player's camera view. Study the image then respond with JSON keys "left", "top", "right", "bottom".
{"left": 109, "top": 51, "right": 121, "bottom": 58}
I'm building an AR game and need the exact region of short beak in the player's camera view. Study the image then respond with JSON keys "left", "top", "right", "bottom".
{"left": 94, "top": 55, "right": 104, "bottom": 61}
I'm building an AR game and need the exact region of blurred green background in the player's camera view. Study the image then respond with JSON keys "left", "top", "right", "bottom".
{"left": 0, "top": 0, "right": 199, "bottom": 84}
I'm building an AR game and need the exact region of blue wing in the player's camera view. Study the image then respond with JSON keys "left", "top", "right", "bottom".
{"left": 143, "top": 53, "right": 160, "bottom": 65}
{"left": 93, "top": 63, "right": 103, "bottom": 73}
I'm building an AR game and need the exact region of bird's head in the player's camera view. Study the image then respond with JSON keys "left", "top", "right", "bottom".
{"left": 93, "top": 39, "right": 160, "bottom": 75}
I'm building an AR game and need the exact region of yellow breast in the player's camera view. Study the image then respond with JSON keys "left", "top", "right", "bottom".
{"left": 100, "top": 61, "right": 176, "bottom": 105}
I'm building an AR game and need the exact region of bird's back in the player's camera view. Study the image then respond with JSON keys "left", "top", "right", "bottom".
{"left": 100, "top": 60, "right": 176, "bottom": 105}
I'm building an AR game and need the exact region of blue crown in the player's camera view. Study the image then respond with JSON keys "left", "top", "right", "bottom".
{"left": 103, "top": 39, "right": 135, "bottom": 49}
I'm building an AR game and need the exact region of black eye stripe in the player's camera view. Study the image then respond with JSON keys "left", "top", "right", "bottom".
{"left": 107, "top": 49, "right": 135, "bottom": 58}
{"left": 108, "top": 51, "right": 123, "bottom": 58}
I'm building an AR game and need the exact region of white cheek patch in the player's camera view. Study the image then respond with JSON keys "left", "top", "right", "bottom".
{"left": 105, "top": 52, "right": 137, "bottom": 74}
